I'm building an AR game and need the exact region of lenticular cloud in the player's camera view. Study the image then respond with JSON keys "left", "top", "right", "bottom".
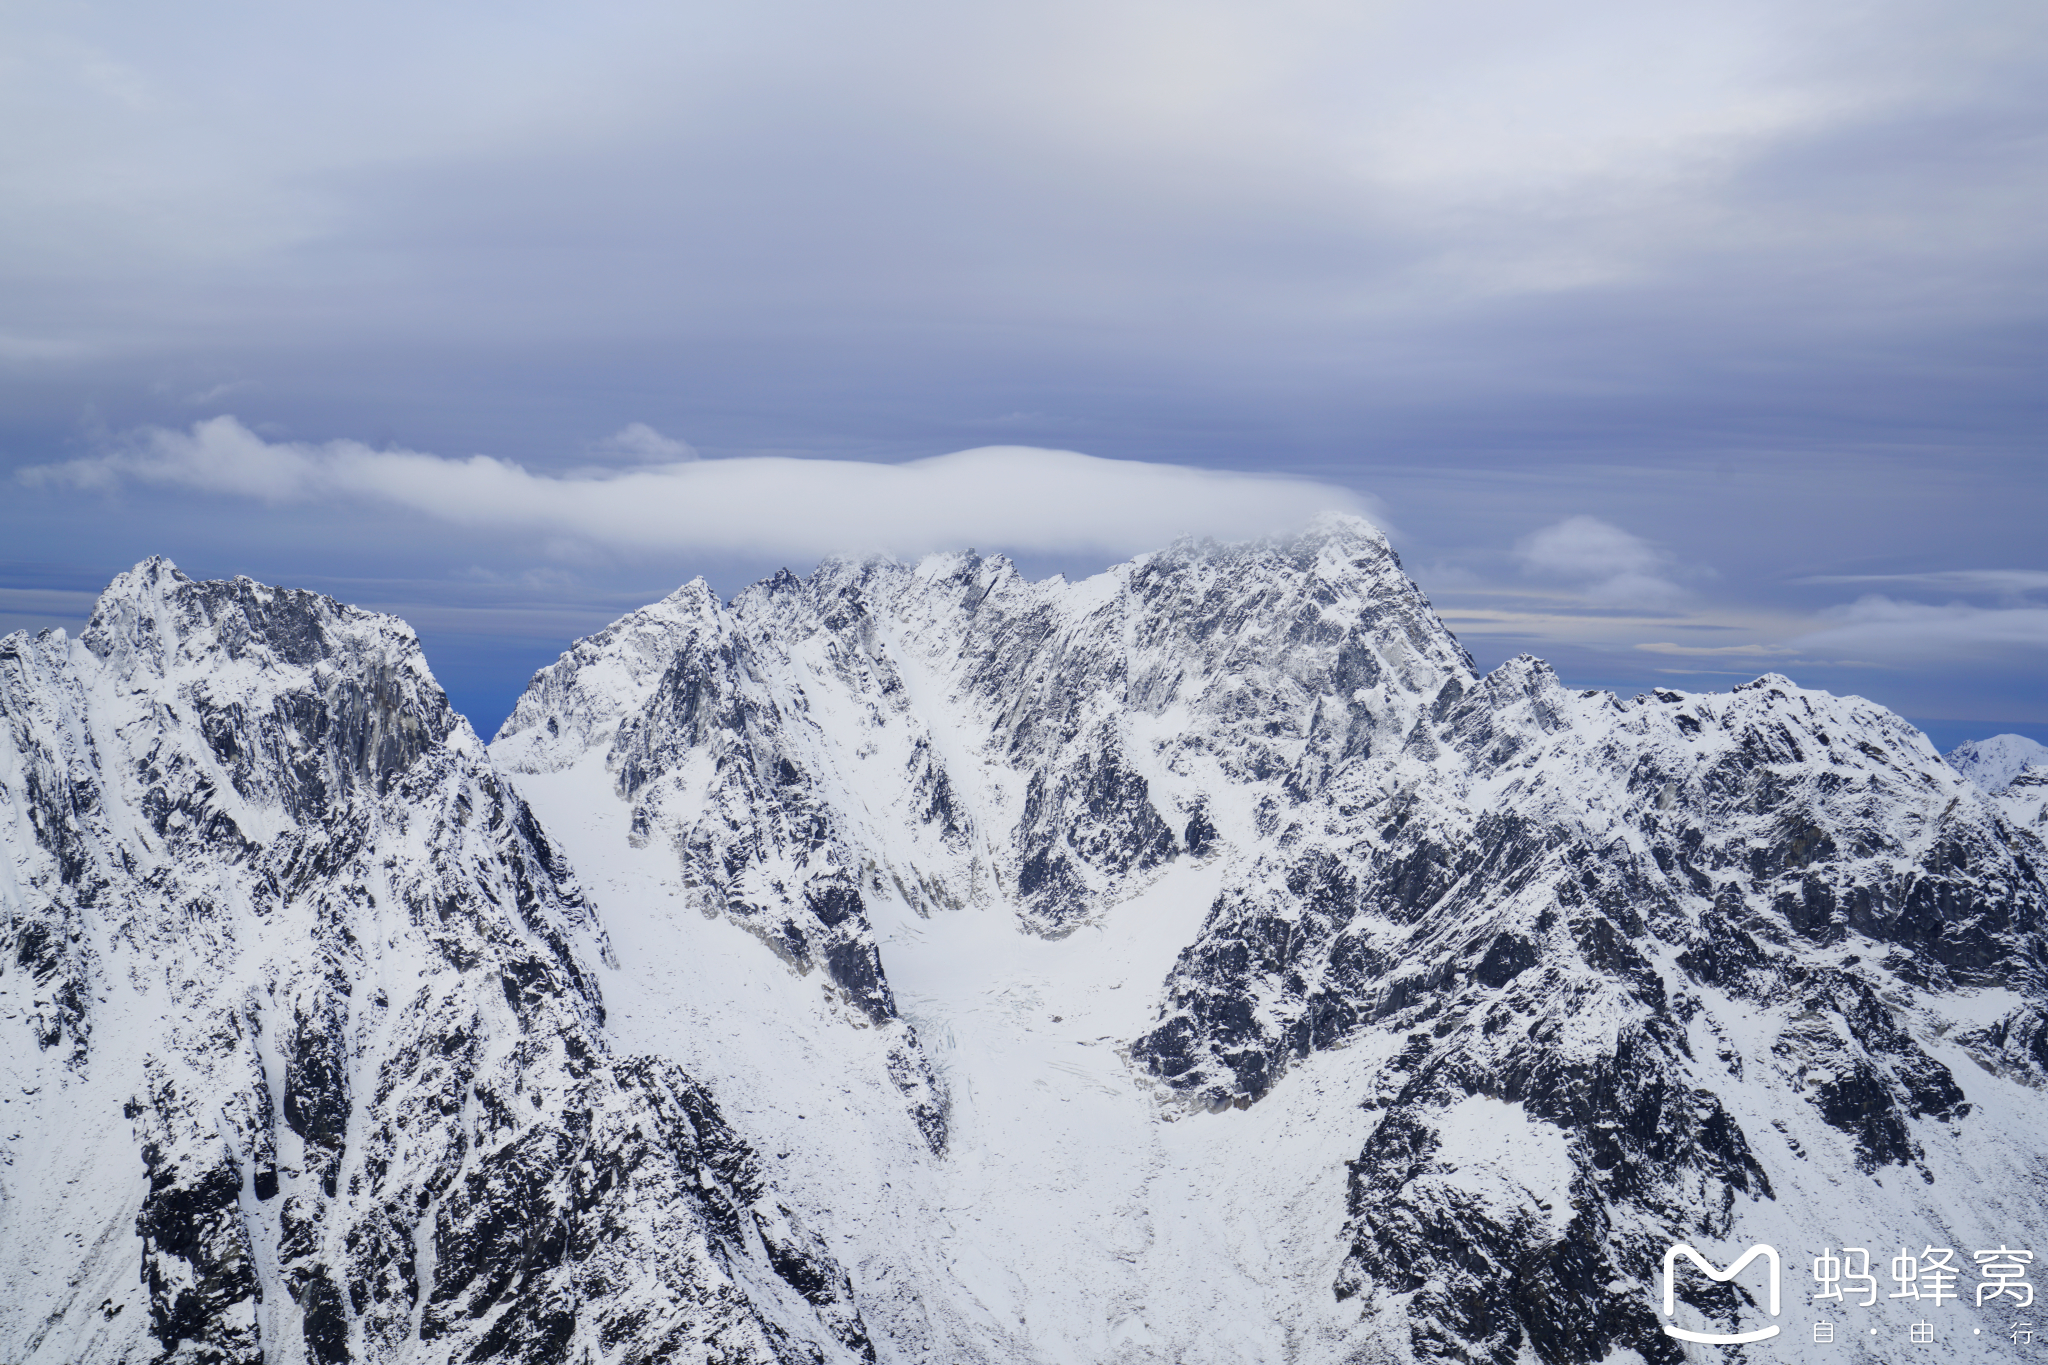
{"left": 23, "top": 415, "right": 1366, "bottom": 560}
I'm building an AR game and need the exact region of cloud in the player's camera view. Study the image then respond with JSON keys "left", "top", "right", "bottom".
{"left": 1796, "top": 570, "right": 2048, "bottom": 601}
{"left": 1774, "top": 571, "right": 2048, "bottom": 666}
{"left": 186, "top": 379, "right": 256, "bottom": 405}
{"left": 588, "top": 423, "right": 696, "bottom": 463}
{"left": 1634, "top": 595, "right": 2048, "bottom": 668}
{"left": 1636, "top": 641, "right": 1792, "bottom": 657}
{"left": 1513, "top": 515, "right": 1686, "bottom": 608}
{"left": 20, "top": 415, "right": 1366, "bottom": 560}
{"left": 1794, "top": 595, "right": 2048, "bottom": 663}
{"left": 4, "top": 6, "right": 2044, "bottom": 715}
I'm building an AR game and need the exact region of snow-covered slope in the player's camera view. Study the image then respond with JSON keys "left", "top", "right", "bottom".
{"left": 1949, "top": 733, "right": 2048, "bottom": 793}
{"left": 8, "top": 521, "right": 2048, "bottom": 1365}
{"left": 0, "top": 561, "right": 874, "bottom": 1365}
{"left": 1948, "top": 735, "right": 2048, "bottom": 849}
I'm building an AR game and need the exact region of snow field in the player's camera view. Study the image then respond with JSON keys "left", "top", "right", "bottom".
{"left": 512, "top": 749, "right": 1407, "bottom": 1364}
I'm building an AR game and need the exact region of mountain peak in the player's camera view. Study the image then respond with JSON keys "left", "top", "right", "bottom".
{"left": 1299, "top": 507, "right": 1389, "bottom": 544}
{"left": 1732, "top": 670, "right": 1800, "bottom": 692}
{"left": 1949, "top": 731, "right": 2048, "bottom": 791}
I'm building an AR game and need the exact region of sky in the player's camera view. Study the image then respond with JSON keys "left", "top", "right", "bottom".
{"left": 2, "top": 0, "right": 2043, "bottom": 745}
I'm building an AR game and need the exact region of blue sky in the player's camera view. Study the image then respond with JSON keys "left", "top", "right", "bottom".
{"left": 3, "top": 0, "right": 2043, "bottom": 743}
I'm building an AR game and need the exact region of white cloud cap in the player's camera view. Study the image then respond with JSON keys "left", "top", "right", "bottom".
{"left": 22, "top": 415, "right": 1367, "bottom": 561}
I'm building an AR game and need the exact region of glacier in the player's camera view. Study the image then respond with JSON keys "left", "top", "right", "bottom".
{"left": 4, "top": 515, "right": 2045, "bottom": 1364}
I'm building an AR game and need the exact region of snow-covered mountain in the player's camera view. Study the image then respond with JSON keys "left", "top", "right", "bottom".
{"left": 0, "top": 561, "right": 875, "bottom": 1365}
{"left": 6, "top": 517, "right": 2047, "bottom": 1364}
{"left": 1948, "top": 736, "right": 2048, "bottom": 858}
{"left": 1949, "top": 733, "right": 2048, "bottom": 794}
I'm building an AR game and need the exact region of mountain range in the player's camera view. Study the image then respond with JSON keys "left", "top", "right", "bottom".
{"left": 4, "top": 515, "right": 2043, "bottom": 1364}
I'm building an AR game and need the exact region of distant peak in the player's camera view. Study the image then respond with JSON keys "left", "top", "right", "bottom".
{"left": 1948, "top": 733, "right": 2048, "bottom": 792}
{"left": 1137, "top": 512, "right": 1393, "bottom": 572}
{"left": 107, "top": 555, "right": 190, "bottom": 592}
{"left": 651, "top": 577, "right": 720, "bottom": 613}
{"left": 1301, "top": 509, "right": 1387, "bottom": 541}
{"left": 1733, "top": 672, "right": 1799, "bottom": 692}
{"left": 1278, "top": 512, "right": 1398, "bottom": 567}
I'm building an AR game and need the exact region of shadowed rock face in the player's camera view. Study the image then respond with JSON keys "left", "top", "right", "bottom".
{"left": 1132, "top": 661, "right": 2047, "bottom": 1360}
{"left": 0, "top": 560, "right": 871, "bottom": 1365}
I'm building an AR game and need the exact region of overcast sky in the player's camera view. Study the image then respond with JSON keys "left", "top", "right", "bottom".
{"left": 3, "top": 0, "right": 2043, "bottom": 744}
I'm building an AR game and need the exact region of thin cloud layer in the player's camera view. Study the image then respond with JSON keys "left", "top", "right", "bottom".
{"left": 1635, "top": 595, "right": 2048, "bottom": 668}
{"left": 1790, "top": 574, "right": 2048, "bottom": 664}
{"left": 23, "top": 416, "right": 1365, "bottom": 560}
{"left": 1799, "top": 571, "right": 2048, "bottom": 600}
{"left": 1799, "top": 596, "right": 2048, "bottom": 663}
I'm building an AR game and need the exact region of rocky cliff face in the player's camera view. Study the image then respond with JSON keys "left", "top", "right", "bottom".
{"left": 8, "top": 523, "right": 2048, "bottom": 1365}
{"left": 1954, "top": 735, "right": 2048, "bottom": 850}
{"left": 0, "top": 560, "right": 872, "bottom": 1365}
{"left": 1148, "top": 663, "right": 2048, "bottom": 1361}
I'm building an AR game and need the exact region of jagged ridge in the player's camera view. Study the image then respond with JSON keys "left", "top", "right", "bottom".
{"left": 0, "top": 560, "right": 873, "bottom": 1365}
{"left": 7, "top": 520, "right": 2048, "bottom": 1365}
